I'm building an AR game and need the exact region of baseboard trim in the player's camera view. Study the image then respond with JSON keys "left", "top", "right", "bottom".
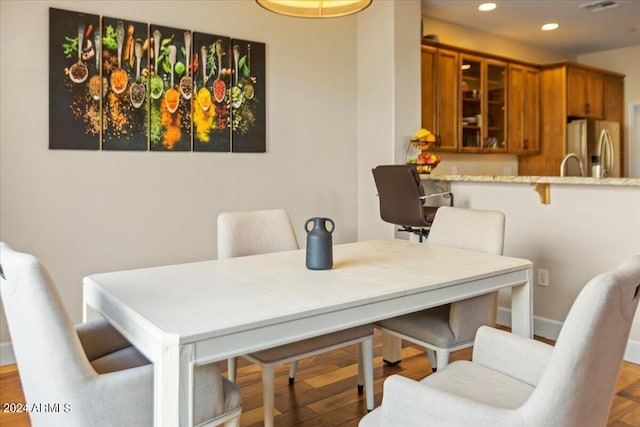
{"left": 624, "top": 338, "right": 640, "bottom": 364}
{"left": 0, "top": 342, "right": 15, "bottom": 366}
{"left": 497, "top": 307, "right": 640, "bottom": 364}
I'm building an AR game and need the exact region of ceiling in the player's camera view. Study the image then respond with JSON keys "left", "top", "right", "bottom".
{"left": 421, "top": 0, "right": 640, "bottom": 55}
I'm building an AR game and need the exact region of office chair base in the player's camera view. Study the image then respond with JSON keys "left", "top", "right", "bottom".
{"left": 398, "top": 226, "right": 430, "bottom": 242}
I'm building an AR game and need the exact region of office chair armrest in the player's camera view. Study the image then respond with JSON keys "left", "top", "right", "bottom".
{"left": 372, "top": 374, "right": 524, "bottom": 427}
{"left": 419, "top": 192, "right": 453, "bottom": 199}
{"left": 473, "top": 326, "right": 553, "bottom": 387}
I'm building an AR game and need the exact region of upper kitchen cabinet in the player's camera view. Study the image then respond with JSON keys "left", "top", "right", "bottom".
{"left": 508, "top": 63, "right": 539, "bottom": 155}
{"left": 518, "top": 62, "right": 625, "bottom": 176}
{"left": 567, "top": 65, "right": 604, "bottom": 119}
{"left": 421, "top": 45, "right": 459, "bottom": 151}
{"left": 422, "top": 42, "right": 538, "bottom": 155}
{"left": 603, "top": 74, "right": 624, "bottom": 123}
{"left": 460, "top": 55, "right": 507, "bottom": 153}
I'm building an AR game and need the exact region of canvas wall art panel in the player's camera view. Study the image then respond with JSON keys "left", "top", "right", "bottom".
{"left": 149, "top": 24, "right": 192, "bottom": 152}
{"left": 49, "top": 8, "right": 101, "bottom": 150}
{"left": 192, "top": 33, "right": 232, "bottom": 152}
{"left": 230, "top": 39, "right": 266, "bottom": 153}
{"left": 101, "top": 17, "right": 149, "bottom": 150}
{"left": 49, "top": 8, "right": 266, "bottom": 154}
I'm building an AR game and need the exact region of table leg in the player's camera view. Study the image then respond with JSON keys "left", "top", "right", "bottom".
{"left": 510, "top": 267, "right": 534, "bottom": 338}
{"left": 155, "top": 344, "right": 195, "bottom": 426}
{"left": 382, "top": 332, "right": 403, "bottom": 365}
{"left": 82, "top": 294, "right": 101, "bottom": 322}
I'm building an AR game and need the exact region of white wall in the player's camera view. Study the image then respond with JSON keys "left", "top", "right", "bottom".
{"left": 449, "top": 181, "right": 640, "bottom": 361}
{"left": 356, "top": 0, "right": 422, "bottom": 241}
{"left": 421, "top": 17, "right": 576, "bottom": 64}
{"left": 0, "top": 1, "right": 360, "bottom": 348}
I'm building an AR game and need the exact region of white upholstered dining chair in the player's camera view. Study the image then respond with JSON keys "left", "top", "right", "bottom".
{"left": 377, "top": 206, "right": 505, "bottom": 371}
{"left": 0, "top": 242, "right": 242, "bottom": 427}
{"left": 361, "top": 254, "right": 640, "bottom": 427}
{"left": 217, "top": 209, "right": 374, "bottom": 427}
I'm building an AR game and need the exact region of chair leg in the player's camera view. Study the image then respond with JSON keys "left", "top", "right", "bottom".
{"left": 288, "top": 360, "right": 298, "bottom": 385}
{"left": 361, "top": 338, "right": 375, "bottom": 411}
{"left": 436, "top": 349, "right": 450, "bottom": 371}
{"left": 427, "top": 349, "right": 437, "bottom": 372}
{"left": 262, "top": 364, "right": 276, "bottom": 427}
{"left": 382, "top": 332, "right": 403, "bottom": 365}
{"left": 228, "top": 357, "right": 237, "bottom": 382}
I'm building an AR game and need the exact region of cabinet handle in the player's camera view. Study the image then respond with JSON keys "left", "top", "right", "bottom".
{"left": 523, "top": 140, "right": 529, "bottom": 150}
{"left": 586, "top": 103, "right": 591, "bottom": 114}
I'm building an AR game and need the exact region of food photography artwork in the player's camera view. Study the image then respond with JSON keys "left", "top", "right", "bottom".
{"left": 148, "top": 24, "right": 192, "bottom": 151}
{"left": 48, "top": 7, "right": 266, "bottom": 153}
{"left": 192, "top": 33, "right": 232, "bottom": 152}
{"left": 101, "top": 16, "right": 149, "bottom": 150}
{"left": 49, "top": 8, "right": 101, "bottom": 150}
{"left": 230, "top": 39, "right": 266, "bottom": 153}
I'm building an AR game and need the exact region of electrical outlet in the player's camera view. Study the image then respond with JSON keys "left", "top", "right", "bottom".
{"left": 538, "top": 269, "right": 549, "bottom": 287}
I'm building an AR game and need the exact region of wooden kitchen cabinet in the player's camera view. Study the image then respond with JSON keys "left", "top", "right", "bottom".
{"left": 459, "top": 54, "right": 507, "bottom": 153}
{"left": 604, "top": 74, "right": 625, "bottom": 171}
{"left": 604, "top": 74, "right": 624, "bottom": 123}
{"left": 420, "top": 45, "right": 624, "bottom": 172}
{"left": 423, "top": 42, "right": 514, "bottom": 154}
{"left": 518, "top": 62, "right": 625, "bottom": 176}
{"left": 421, "top": 46, "right": 458, "bottom": 151}
{"left": 567, "top": 66, "right": 604, "bottom": 118}
{"left": 508, "top": 64, "right": 539, "bottom": 155}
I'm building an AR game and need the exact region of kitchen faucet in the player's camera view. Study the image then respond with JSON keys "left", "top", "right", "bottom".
{"left": 560, "top": 153, "right": 585, "bottom": 177}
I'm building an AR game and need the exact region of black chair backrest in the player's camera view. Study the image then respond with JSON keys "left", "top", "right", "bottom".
{"left": 372, "top": 165, "right": 430, "bottom": 228}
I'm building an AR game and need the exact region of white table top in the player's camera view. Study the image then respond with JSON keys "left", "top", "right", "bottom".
{"left": 84, "top": 239, "right": 531, "bottom": 351}
{"left": 84, "top": 238, "right": 533, "bottom": 426}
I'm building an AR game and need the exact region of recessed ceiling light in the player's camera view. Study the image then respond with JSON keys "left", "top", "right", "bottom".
{"left": 478, "top": 3, "right": 497, "bottom": 12}
{"left": 541, "top": 23, "right": 559, "bottom": 31}
{"left": 580, "top": 1, "right": 619, "bottom": 13}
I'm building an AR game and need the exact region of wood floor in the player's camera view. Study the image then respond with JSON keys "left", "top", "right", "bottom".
{"left": 1, "top": 330, "right": 639, "bottom": 426}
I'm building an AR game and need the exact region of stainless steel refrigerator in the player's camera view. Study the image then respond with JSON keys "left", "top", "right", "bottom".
{"left": 567, "top": 119, "right": 621, "bottom": 177}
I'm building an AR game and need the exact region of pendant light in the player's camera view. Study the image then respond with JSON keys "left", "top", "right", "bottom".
{"left": 256, "top": 0, "right": 372, "bottom": 18}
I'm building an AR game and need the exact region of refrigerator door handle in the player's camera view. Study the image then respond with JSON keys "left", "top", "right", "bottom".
{"left": 598, "top": 129, "right": 614, "bottom": 177}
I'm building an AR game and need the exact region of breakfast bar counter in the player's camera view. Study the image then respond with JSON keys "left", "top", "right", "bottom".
{"left": 422, "top": 174, "right": 640, "bottom": 187}
{"left": 421, "top": 174, "right": 640, "bottom": 204}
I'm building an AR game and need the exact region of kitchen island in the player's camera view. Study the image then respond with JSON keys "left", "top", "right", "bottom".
{"left": 423, "top": 174, "right": 640, "bottom": 204}
{"left": 419, "top": 173, "right": 640, "bottom": 364}
{"left": 423, "top": 173, "right": 640, "bottom": 186}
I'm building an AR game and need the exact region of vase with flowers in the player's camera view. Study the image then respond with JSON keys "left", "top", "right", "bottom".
{"left": 405, "top": 128, "right": 441, "bottom": 174}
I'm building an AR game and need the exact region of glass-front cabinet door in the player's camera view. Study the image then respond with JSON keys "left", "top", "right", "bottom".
{"left": 460, "top": 55, "right": 507, "bottom": 153}
{"left": 460, "top": 55, "right": 482, "bottom": 150}
{"left": 485, "top": 60, "right": 507, "bottom": 151}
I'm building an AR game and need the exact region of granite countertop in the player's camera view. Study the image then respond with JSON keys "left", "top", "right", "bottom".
{"left": 422, "top": 174, "right": 640, "bottom": 187}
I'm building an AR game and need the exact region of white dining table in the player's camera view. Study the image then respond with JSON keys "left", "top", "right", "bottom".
{"left": 83, "top": 239, "right": 533, "bottom": 426}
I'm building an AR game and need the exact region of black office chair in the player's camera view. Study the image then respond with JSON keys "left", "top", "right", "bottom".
{"left": 372, "top": 165, "right": 453, "bottom": 241}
